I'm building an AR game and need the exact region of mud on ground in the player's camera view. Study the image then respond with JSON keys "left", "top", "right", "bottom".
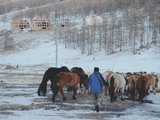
{"left": 0, "top": 83, "right": 143, "bottom": 112}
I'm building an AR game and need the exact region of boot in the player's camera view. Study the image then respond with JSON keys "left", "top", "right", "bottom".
{"left": 95, "top": 105, "right": 99, "bottom": 112}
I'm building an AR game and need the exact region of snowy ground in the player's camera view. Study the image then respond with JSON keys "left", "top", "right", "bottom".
{"left": 0, "top": 82, "right": 160, "bottom": 120}
{"left": 0, "top": 66, "right": 160, "bottom": 120}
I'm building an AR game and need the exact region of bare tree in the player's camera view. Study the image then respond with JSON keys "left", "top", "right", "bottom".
{"left": 3, "top": 32, "right": 14, "bottom": 51}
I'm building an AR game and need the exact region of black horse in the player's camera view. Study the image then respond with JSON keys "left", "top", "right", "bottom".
{"left": 37, "top": 66, "right": 70, "bottom": 96}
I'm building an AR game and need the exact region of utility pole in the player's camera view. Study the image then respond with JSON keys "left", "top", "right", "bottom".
{"left": 4, "top": 0, "right": 6, "bottom": 28}
{"left": 54, "top": 18, "right": 58, "bottom": 67}
{"left": 55, "top": 28, "right": 58, "bottom": 67}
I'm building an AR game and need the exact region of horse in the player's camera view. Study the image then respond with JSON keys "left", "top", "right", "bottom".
{"left": 126, "top": 73, "right": 148, "bottom": 102}
{"left": 51, "top": 72, "right": 81, "bottom": 102}
{"left": 136, "top": 76, "right": 147, "bottom": 102}
{"left": 70, "top": 67, "right": 88, "bottom": 92}
{"left": 103, "top": 71, "right": 113, "bottom": 81}
{"left": 37, "top": 66, "right": 70, "bottom": 96}
{"left": 125, "top": 73, "right": 142, "bottom": 100}
{"left": 144, "top": 73, "right": 159, "bottom": 95}
{"left": 102, "top": 71, "right": 114, "bottom": 96}
{"left": 108, "top": 72, "right": 126, "bottom": 103}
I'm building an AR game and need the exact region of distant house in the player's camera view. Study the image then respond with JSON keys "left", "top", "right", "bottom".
{"left": 31, "top": 16, "right": 52, "bottom": 31}
{"left": 85, "top": 14, "right": 103, "bottom": 26}
{"left": 61, "top": 19, "right": 69, "bottom": 27}
{"left": 11, "top": 19, "right": 29, "bottom": 31}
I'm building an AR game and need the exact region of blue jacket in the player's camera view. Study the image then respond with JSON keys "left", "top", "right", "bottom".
{"left": 87, "top": 72, "right": 106, "bottom": 94}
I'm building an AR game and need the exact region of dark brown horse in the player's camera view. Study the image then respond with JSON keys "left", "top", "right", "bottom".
{"left": 37, "top": 66, "right": 70, "bottom": 96}
{"left": 136, "top": 76, "right": 147, "bottom": 102}
{"left": 71, "top": 67, "right": 88, "bottom": 91}
{"left": 51, "top": 72, "right": 80, "bottom": 102}
{"left": 126, "top": 73, "right": 142, "bottom": 100}
{"left": 126, "top": 72, "right": 147, "bottom": 101}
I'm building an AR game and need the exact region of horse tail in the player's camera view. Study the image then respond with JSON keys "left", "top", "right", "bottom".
{"left": 130, "top": 80, "right": 136, "bottom": 100}
{"left": 37, "top": 69, "right": 50, "bottom": 96}
{"left": 141, "top": 79, "right": 146, "bottom": 94}
{"left": 109, "top": 76, "right": 115, "bottom": 103}
{"left": 139, "top": 77, "right": 146, "bottom": 101}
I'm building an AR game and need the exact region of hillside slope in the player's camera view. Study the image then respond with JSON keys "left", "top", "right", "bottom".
{"left": 0, "top": 30, "right": 160, "bottom": 73}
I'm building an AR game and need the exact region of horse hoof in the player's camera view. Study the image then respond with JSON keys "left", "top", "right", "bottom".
{"left": 95, "top": 105, "right": 99, "bottom": 112}
{"left": 63, "top": 97, "right": 67, "bottom": 101}
{"left": 114, "top": 96, "right": 117, "bottom": 101}
{"left": 121, "top": 98, "right": 125, "bottom": 101}
{"left": 72, "top": 96, "right": 77, "bottom": 100}
{"left": 110, "top": 100, "right": 113, "bottom": 103}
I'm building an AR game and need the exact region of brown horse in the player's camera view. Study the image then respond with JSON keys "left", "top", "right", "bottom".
{"left": 126, "top": 73, "right": 147, "bottom": 101}
{"left": 126, "top": 73, "right": 142, "bottom": 100}
{"left": 144, "top": 74, "right": 159, "bottom": 95}
{"left": 51, "top": 72, "right": 80, "bottom": 102}
{"left": 136, "top": 76, "right": 147, "bottom": 101}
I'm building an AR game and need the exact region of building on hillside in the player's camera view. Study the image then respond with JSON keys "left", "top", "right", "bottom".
{"left": 31, "top": 16, "right": 52, "bottom": 31}
{"left": 85, "top": 14, "right": 103, "bottom": 26}
{"left": 61, "top": 19, "right": 69, "bottom": 27}
{"left": 11, "top": 19, "right": 30, "bottom": 31}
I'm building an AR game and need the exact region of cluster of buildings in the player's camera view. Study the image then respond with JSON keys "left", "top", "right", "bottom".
{"left": 10, "top": 14, "right": 103, "bottom": 31}
{"left": 11, "top": 16, "right": 52, "bottom": 31}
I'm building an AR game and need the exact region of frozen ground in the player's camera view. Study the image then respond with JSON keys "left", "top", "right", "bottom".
{"left": 0, "top": 66, "right": 160, "bottom": 120}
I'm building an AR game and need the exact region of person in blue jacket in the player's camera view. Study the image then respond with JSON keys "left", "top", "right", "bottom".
{"left": 87, "top": 67, "right": 107, "bottom": 112}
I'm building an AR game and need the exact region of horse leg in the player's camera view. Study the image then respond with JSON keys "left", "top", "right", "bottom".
{"left": 72, "top": 86, "right": 77, "bottom": 100}
{"left": 76, "top": 83, "right": 82, "bottom": 94}
{"left": 119, "top": 89, "right": 124, "bottom": 101}
{"left": 146, "top": 85, "right": 150, "bottom": 95}
{"left": 105, "top": 86, "right": 109, "bottom": 96}
{"left": 80, "top": 81, "right": 82, "bottom": 90}
{"left": 152, "top": 86, "right": 156, "bottom": 94}
{"left": 139, "top": 80, "right": 146, "bottom": 102}
{"left": 130, "top": 88, "right": 136, "bottom": 100}
{"left": 51, "top": 83, "right": 59, "bottom": 103}
{"left": 138, "top": 89, "right": 144, "bottom": 102}
{"left": 60, "top": 89, "right": 67, "bottom": 101}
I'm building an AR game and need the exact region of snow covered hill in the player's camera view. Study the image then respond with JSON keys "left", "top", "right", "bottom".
{"left": 0, "top": 30, "right": 160, "bottom": 74}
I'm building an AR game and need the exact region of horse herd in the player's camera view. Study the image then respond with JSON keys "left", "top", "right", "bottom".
{"left": 37, "top": 66, "right": 159, "bottom": 103}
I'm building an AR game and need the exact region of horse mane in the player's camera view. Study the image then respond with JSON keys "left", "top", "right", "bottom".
{"left": 60, "top": 66, "right": 70, "bottom": 72}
